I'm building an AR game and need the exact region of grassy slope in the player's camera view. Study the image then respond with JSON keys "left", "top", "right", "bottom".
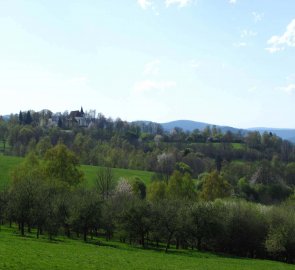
{"left": 0, "top": 155, "right": 22, "bottom": 188}
{"left": 0, "top": 155, "right": 153, "bottom": 188}
{"left": 82, "top": 165, "right": 153, "bottom": 186}
{"left": 0, "top": 227, "right": 294, "bottom": 270}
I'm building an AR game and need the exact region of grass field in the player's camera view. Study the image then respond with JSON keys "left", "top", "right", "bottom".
{"left": 0, "top": 155, "right": 153, "bottom": 188}
{"left": 0, "top": 155, "right": 22, "bottom": 188}
{"left": 0, "top": 226, "right": 294, "bottom": 270}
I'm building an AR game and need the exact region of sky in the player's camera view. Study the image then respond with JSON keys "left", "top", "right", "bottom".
{"left": 0, "top": 0, "right": 295, "bottom": 128}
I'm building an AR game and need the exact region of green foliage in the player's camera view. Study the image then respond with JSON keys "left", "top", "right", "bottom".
{"left": 266, "top": 205, "right": 295, "bottom": 263}
{"left": 285, "top": 162, "right": 295, "bottom": 186}
{"left": 9, "top": 152, "right": 45, "bottom": 236}
{"left": 223, "top": 200, "right": 268, "bottom": 257}
{"left": 94, "top": 167, "right": 115, "bottom": 200}
{"left": 147, "top": 181, "right": 166, "bottom": 202}
{"left": 201, "top": 171, "right": 231, "bottom": 201}
{"left": 70, "top": 188, "right": 101, "bottom": 242}
{"left": 131, "top": 177, "right": 147, "bottom": 199}
{"left": 167, "top": 171, "right": 196, "bottom": 201}
{"left": 175, "top": 162, "right": 192, "bottom": 175}
{"left": 44, "top": 144, "right": 84, "bottom": 186}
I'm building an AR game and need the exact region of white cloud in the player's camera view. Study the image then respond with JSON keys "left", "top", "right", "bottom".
{"left": 229, "top": 0, "right": 237, "bottom": 5}
{"left": 266, "top": 19, "right": 295, "bottom": 53}
{"left": 143, "top": 59, "right": 160, "bottom": 75}
{"left": 252, "top": 12, "right": 264, "bottom": 23}
{"left": 134, "top": 80, "right": 176, "bottom": 93}
{"left": 165, "top": 0, "right": 191, "bottom": 8}
{"left": 137, "top": 0, "right": 152, "bottom": 10}
{"left": 279, "top": 84, "right": 295, "bottom": 94}
{"left": 233, "top": 29, "right": 257, "bottom": 48}
{"left": 240, "top": 29, "right": 257, "bottom": 39}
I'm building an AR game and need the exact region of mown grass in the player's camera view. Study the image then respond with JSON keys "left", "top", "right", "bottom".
{"left": 0, "top": 155, "right": 153, "bottom": 188}
{"left": 0, "top": 226, "right": 294, "bottom": 270}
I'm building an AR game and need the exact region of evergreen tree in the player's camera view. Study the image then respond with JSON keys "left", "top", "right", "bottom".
{"left": 58, "top": 117, "right": 63, "bottom": 128}
{"left": 19, "top": 111, "right": 23, "bottom": 125}
{"left": 25, "top": 111, "right": 32, "bottom": 125}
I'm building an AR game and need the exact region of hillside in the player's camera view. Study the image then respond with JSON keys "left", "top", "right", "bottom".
{"left": 0, "top": 227, "right": 293, "bottom": 270}
{"left": 160, "top": 120, "right": 295, "bottom": 142}
{"left": 0, "top": 155, "right": 153, "bottom": 188}
{"left": 248, "top": 128, "right": 295, "bottom": 143}
{"left": 160, "top": 120, "right": 245, "bottom": 134}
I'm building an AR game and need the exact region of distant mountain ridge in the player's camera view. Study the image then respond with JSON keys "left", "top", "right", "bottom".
{"left": 159, "top": 120, "right": 295, "bottom": 143}
{"left": 161, "top": 120, "right": 245, "bottom": 134}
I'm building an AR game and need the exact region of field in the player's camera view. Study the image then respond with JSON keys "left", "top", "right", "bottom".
{"left": 0, "top": 155, "right": 153, "bottom": 188}
{"left": 0, "top": 227, "right": 294, "bottom": 270}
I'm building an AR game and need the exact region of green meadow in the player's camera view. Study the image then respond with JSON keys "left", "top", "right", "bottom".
{"left": 0, "top": 155, "right": 153, "bottom": 188}
{"left": 0, "top": 226, "right": 294, "bottom": 270}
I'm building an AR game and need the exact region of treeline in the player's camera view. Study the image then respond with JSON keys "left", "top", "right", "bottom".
{"left": 1, "top": 146, "right": 295, "bottom": 264}
{"left": 1, "top": 110, "right": 295, "bottom": 205}
{"left": 1, "top": 110, "right": 294, "bottom": 166}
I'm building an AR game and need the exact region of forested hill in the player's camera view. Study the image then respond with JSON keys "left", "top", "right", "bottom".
{"left": 160, "top": 120, "right": 245, "bottom": 135}
{"left": 2, "top": 110, "right": 295, "bottom": 264}
{"left": 160, "top": 120, "right": 295, "bottom": 143}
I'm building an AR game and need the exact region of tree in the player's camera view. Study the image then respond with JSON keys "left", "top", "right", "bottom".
{"left": 36, "top": 136, "right": 52, "bottom": 157}
{"left": 201, "top": 171, "right": 231, "bottom": 201}
{"left": 70, "top": 188, "right": 101, "bottom": 242}
{"left": 157, "top": 153, "right": 175, "bottom": 182}
{"left": 147, "top": 181, "right": 166, "bottom": 202}
{"left": 224, "top": 201, "right": 267, "bottom": 257}
{"left": 285, "top": 162, "right": 295, "bottom": 186}
{"left": 44, "top": 144, "right": 84, "bottom": 186}
{"left": 167, "top": 171, "right": 196, "bottom": 201}
{"left": 118, "top": 199, "right": 151, "bottom": 248}
{"left": 266, "top": 206, "right": 295, "bottom": 263}
{"left": 245, "top": 131, "right": 261, "bottom": 150}
{"left": 58, "top": 117, "right": 63, "bottom": 128}
{"left": 188, "top": 201, "right": 225, "bottom": 251}
{"left": 131, "top": 177, "right": 146, "bottom": 199}
{"left": 0, "top": 188, "right": 9, "bottom": 230}
{"left": 94, "top": 167, "right": 115, "bottom": 200}
{"left": 152, "top": 199, "right": 182, "bottom": 252}
{"left": 19, "top": 111, "right": 23, "bottom": 125}
{"left": 25, "top": 111, "right": 32, "bottom": 125}
{"left": 0, "top": 121, "right": 8, "bottom": 152}
{"left": 9, "top": 152, "right": 45, "bottom": 236}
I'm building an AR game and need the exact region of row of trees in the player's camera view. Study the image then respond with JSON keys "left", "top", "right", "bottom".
{"left": 1, "top": 146, "right": 295, "bottom": 264}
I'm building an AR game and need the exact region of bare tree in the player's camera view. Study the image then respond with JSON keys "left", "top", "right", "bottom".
{"left": 95, "top": 167, "right": 115, "bottom": 200}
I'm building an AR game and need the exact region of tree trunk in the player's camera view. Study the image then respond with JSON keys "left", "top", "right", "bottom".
{"left": 176, "top": 238, "right": 180, "bottom": 249}
{"left": 197, "top": 237, "right": 202, "bottom": 250}
{"left": 83, "top": 228, "right": 87, "bottom": 242}
{"left": 165, "top": 232, "right": 173, "bottom": 253}
{"left": 141, "top": 232, "right": 145, "bottom": 248}
{"left": 21, "top": 221, "right": 25, "bottom": 236}
{"left": 65, "top": 225, "right": 71, "bottom": 238}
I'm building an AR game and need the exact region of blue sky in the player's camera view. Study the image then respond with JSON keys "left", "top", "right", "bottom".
{"left": 0, "top": 0, "right": 295, "bottom": 128}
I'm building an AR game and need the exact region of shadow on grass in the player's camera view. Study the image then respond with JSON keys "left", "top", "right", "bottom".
{"left": 85, "top": 239, "right": 250, "bottom": 262}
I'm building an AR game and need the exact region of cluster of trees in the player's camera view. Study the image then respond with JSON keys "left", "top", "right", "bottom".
{"left": 1, "top": 145, "right": 295, "bottom": 264}
{"left": 1, "top": 110, "right": 295, "bottom": 206}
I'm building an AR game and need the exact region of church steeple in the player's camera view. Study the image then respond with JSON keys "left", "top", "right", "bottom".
{"left": 80, "top": 106, "right": 84, "bottom": 115}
